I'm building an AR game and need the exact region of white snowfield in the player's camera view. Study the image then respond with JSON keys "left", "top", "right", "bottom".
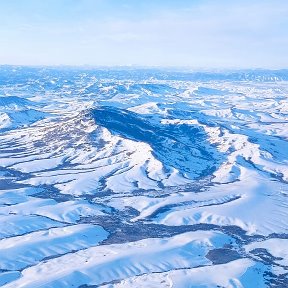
{"left": 100, "top": 259, "right": 266, "bottom": 288}
{"left": 2, "top": 231, "right": 236, "bottom": 288}
{"left": 0, "top": 67, "right": 287, "bottom": 287}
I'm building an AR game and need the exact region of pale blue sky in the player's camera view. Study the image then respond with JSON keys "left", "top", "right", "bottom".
{"left": 0, "top": 0, "right": 287, "bottom": 68}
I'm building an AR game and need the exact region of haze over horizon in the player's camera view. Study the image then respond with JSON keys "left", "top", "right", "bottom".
{"left": 0, "top": 0, "right": 287, "bottom": 69}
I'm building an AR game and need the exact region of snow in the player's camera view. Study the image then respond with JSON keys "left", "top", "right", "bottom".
{"left": 153, "top": 169, "right": 288, "bottom": 236}
{"left": 1, "top": 231, "right": 234, "bottom": 288}
{"left": 0, "top": 224, "right": 108, "bottom": 271}
{"left": 0, "top": 67, "right": 287, "bottom": 287}
{"left": 0, "top": 215, "right": 64, "bottom": 239}
{"left": 245, "top": 238, "right": 288, "bottom": 267}
{"left": 0, "top": 197, "right": 107, "bottom": 223}
{"left": 100, "top": 259, "right": 265, "bottom": 288}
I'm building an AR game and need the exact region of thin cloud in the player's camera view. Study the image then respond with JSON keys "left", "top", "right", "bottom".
{"left": 0, "top": 0, "right": 287, "bottom": 67}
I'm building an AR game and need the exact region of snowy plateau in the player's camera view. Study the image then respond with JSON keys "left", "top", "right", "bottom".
{"left": 0, "top": 66, "right": 288, "bottom": 288}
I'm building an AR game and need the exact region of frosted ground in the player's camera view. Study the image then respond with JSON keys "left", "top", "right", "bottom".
{"left": 0, "top": 66, "right": 288, "bottom": 287}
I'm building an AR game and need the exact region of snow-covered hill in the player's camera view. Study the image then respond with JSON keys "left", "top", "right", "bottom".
{"left": 0, "top": 66, "right": 288, "bottom": 287}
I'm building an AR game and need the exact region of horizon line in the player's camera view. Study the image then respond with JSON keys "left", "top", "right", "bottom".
{"left": 1, "top": 64, "right": 288, "bottom": 72}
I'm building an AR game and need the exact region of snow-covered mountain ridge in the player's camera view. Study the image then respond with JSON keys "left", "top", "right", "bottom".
{"left": 0, "top": 66, "right": 288, "bottom": 287}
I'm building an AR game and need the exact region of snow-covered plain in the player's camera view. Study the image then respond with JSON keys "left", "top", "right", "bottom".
{"left": 0, "top": 67, "right": 288, "bottom": 287}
